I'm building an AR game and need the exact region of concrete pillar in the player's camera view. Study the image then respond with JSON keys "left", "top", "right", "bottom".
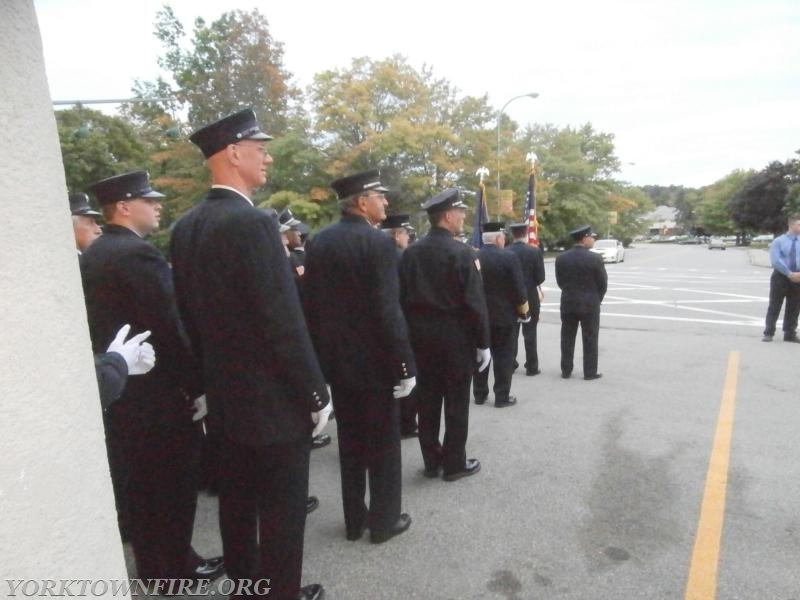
{"left": 0, "top": 0, "right": 130, "bottom": 592}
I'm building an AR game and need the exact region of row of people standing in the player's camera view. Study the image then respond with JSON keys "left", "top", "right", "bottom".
{"left": 72, "top": 105, "right": 608, "bottom": 600}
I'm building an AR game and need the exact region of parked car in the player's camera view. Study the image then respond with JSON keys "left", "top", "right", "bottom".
{"left": 752, "top": 234, "right": 775, "bottom": 244}
{"left": 708, "top": 237, "right": 727, "bottom": 250}
{"left": 591, "top": 239, "right": 625, "bottom": 263}
{"left": 677, "top": 236, "right": 703, "bottom": 245}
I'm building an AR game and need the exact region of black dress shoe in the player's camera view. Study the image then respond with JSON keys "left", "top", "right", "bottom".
{"left": 306, "top": 496, "right": 319, "bottom": 514}
{"left": 370, "top": 513, "right": 411, "bottom": 544}
{"left": 346, "top": 522, "right": 366, "bottom": 541}
{"left": 561, "top": 372, "right": 572, "bottom": 379}
{"left": 474, "top": 395, "right": 488, "bottom": 405}
{"left": 513, "top": 361, "right": 519, "bottom": 370}
{"left": 784, "top": 335, "right": 800, "bottom": 343}
{"left": 443, "top": 458, "right": 481, "bottom": 482}
{"left": 495, "top": 396, "right": 517, "bottom": 408}
{"left": 584, "top": 373, "right": 603, "bottom": 380}
{"left": 762, "top": 334, "right": 774, "bottom": 342}
{"left": 297, "top": 583, "right": 325, "bottom": 600}
{"left": 526, "top": 368, "right": 541, "bottom": 376}
{"left": 423, "top": 465, "right": 441, "bottom": 478}
{"left": 192, "top": 556, "right": 225, "bottom": 581}
{"left": 311, "top": 433, "right": 331, "bottom": 450}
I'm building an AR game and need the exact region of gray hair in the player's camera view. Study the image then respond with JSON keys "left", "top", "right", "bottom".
{"left": 339, "top": 194, "right": 361, "bottom": 214}
{"left": 482, "top": 232, "right": 501, "bottom": 245}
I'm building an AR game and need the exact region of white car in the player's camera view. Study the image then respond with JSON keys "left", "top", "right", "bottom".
{"left": 591, "top": 239, "right": 625, "bottom": 263}
{"left": 708, "top": 237, "right": 727, "bottom": 250}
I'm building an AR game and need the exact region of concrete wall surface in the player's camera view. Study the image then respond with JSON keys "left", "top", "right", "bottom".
{"left": 0, "top": 0, "right": 131, "bottom": 594}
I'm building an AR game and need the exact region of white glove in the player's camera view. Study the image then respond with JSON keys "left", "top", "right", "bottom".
{"left": 393, "top": 376, "right": 416, "bottom": 399}
{"left": 106, "top": 324, "right": 156, "bottom": 376}
{"left": 192, "top": 395, "right": 208, "bottom": 422}
{"left": 518, "top": 315, "right": 532, "bottom": 324}
{"left": 311, "top": 401, "right": 333, "bottom": 437}
{"left": 476, "top": 348, "right": 491, "bottom": 372}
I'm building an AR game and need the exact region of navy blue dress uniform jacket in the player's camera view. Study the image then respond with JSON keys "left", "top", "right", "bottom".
{"left": 507, "top": 241, "right": 546, "bottom": 310}
{"left": 399, "top": 227, "right": 490, "bottom": 349}
{"left": 303, "top": 213, "right": 416, "bottom": 390}
{"left": 476, "top": 245, "right": 528, "bottom": 327}
{"left": 169, "top": 187, "right": 329, "bottom": 447}
{"left": 554, "top": 245, "right": 608, "bottom": 313}
{"left": 80, "top": 224, "right": 202, "bottom": 430}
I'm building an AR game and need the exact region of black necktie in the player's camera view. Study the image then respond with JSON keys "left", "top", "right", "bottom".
{"left": 790, "top": 237, "right": 797, "bottom": 272}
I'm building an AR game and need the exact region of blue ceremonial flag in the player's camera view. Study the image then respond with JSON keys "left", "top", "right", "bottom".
{"left": 470, "top": 179, "right": 489, "bottom": 248}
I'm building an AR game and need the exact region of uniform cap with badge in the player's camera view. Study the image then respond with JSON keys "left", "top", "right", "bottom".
{"left": 481, "top": 221, "right": 506, "bottom": 233}
{"left": 420, "top": 188, "right": 468, "bottom": 214}
{"left": 87, "top": 171, "right": 165, "bottom": 205}
{"left": 189, "top": 108, "right": 273, "bottom": 159}
{"left": 509, "top": 222, "right": 528, "bottom": 234}
{"left": 330, "top": 169, "right": 389, "bottom": 200}
{"left": 381, "top": 214, "right": 414, "bottom": 231}
{"left": 279, "top": 207, "right": 302, "bottom": 228}
{"left": 69, "top": 192, "right": 101, "bottom": 217}
{"left": 569, "top": 224, "right": 596, "bottom": 241}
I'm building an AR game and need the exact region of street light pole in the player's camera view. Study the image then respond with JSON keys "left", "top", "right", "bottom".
{"left": 495, "top": 92, "right": 539, "bottom": 194}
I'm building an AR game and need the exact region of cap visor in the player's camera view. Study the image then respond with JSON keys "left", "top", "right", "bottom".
{"left": 247, "top": 131, "right": 273, "bottom": 141}
{"left": 74, "top": 210, "right": 101, "bottom": 217}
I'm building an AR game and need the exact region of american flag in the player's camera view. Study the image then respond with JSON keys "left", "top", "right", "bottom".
{"left": 524, "top": 154, "right": 540, "bottom": 247}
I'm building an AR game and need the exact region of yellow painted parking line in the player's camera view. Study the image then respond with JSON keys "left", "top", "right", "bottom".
{"left": 685, "top": 351, "right": 739, "bottom": 600}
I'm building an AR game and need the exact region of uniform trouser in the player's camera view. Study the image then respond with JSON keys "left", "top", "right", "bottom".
{"left": 417, "top": 367, "right": 472, "bottom": 475}
{"left": 408, "top": 314, "right": 475, "bottom": 476}
{"left": 764, "top": 270, "right": 800, "bottom": 336}
{"left": 560, "top": 307, "right": 600, "bottom": 376}
{"left": 108, "top": 418, "right": 200, "bottom": 581}
{"left": 218, "top": 437, "right": 310, "bottom": 600}
{"left": 513, "top": 309, "right": 540, "bottom": 371}
{"left": 473, "top": 324, "right": 517, "bottom": 403}
{"left": 331, "top": 385, "right": 402, "bottom": 537}
{"left": 103, "top": 413, "right": 131, "bottom": 540}
{"left": 400, "top": 389, "right": 418, "bottom": 434}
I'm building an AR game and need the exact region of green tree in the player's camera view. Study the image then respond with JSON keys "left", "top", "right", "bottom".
{"left": 513, "top": 124, "right": 622, "bottom": 245}
{"left": 730, "top": 161, "right": 793, "bottom": 234}
{"left": 152, "top": 5, "right": 301, "bottom": 133}
{"left": 56, "top": 107, "right": 148, "bottom": 193}
{"left": 125, "top": 5, "right": 325, "bottom": 230}
{"left": 308, "top": 55, "right": 497, "bottom": 217}
{"left": 694, "top": 170, "right": 752, "bottom": 235}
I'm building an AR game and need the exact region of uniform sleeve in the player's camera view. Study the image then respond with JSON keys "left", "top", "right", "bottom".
{"left": 555, "top": 255, "right": 565, "bottom": 290}
{"left": 94, "top": 352, "right": 128, "bottom": 410}
{"left": 595, "top": 257, "right": 608, "bottom": 301}
{"left": 235, "top": 214, "right": 330, "bottom": 412}
{"left": 127, "top": 244, "right": 204, "bottom": 400}
{"left": 534, "top": 248, "right": 546, "bottom": 286}
{"left": 508, "top": 252, "right": 529, "bottom": 316}
{"left": 368, "top": 235, "right": 416, "bottom": 381}
{"left": 461, "top": 251, "right": 491, "bottom": 348}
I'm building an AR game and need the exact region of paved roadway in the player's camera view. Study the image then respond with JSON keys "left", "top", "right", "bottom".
{"left": 142, "top": 243, "right": 800, "bottom": 600}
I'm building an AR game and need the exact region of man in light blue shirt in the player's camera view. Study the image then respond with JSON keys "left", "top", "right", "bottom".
{"left": 763, "top": 215, "right": 800, "bottom": 342}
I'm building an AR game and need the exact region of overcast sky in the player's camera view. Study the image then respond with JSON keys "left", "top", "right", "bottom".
{"left": 33, "top": 0, "right": 800, "bottom": 188}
